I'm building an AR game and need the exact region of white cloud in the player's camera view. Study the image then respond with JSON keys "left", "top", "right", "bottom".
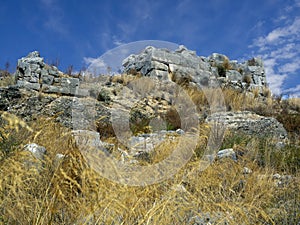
{"left": 279, "top": 59, "right": 300, "bottom": 73}
{"left": 40, "top": 0, "right": 68, "bottom": 36}
{"left": 269, "top": 43, "right": 298, "bottom": 59}
{"left": 267, "top": 74, "right": 288, "bottom": 96}
{"left": 40, "top": 0, "right": 55, "bottom": 7}
{"left": 262, "top": 17, "right": 300, "bottom": 44}
{"left": 250, "top": 13, "right": 300, "bottom": 96}
{"left": 283, "top": 84, "right": 300, "bottom": 97}
{"left": 112, "top": 36, "right": 125, "bottom": 46}
{"left": 83, "top": 57, "right": 106, "bottom": 67}
{"left": 83, "top": 57, "right": 108, "bottom": 75}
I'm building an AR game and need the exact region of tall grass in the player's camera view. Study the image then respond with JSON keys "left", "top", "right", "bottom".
{"left": 0, "top": 112, "right": 299, "bottom": 224}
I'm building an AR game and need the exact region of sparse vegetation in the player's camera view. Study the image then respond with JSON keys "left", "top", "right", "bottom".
{"left": 222, "top": 57, "right": 231, "bottom": 70}
{"left": 217, "top": 65, "right": 226, "bottom": 77}
{"left": 0, "top": 88, "right": 299, "bottom": 224}
{"left": 243, "top": 74, "right": 252, "bottom": 85}
{"left": 0, "top": 75, "right": 15, "bottom": 87}
{"left": 0, "top": 57, "right": 299, "bottom": 224}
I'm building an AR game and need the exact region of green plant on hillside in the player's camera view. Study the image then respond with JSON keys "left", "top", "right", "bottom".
{"left": 217, "top": 65, "right": 226, "bottom": 77}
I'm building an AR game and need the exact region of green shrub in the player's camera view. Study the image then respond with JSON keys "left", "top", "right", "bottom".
{"left": 217, "top": 65, "right": 226, "bottom": 77}
{"left": 97, "top": 88, "right": 111, "bottom": 103}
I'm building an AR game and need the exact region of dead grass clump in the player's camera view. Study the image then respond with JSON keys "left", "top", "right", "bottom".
{"left": 111, "top": 73, "right": 141, "bottom": 85}
{"left": 186, "top": 87, "right": 269, "bottom": 112}
{"left": 0, "top": 75, "right": 15, "bottom": 87}
{"left": 242, "top": 74, "right": 252, "bottom": 85}
{"left": 222, "top": 57, "right": 232, "bottom": 70}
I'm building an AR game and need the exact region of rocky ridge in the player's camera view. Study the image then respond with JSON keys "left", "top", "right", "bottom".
{"left": 123, "top": 45, "right": 266, "bottom": 94}
{"left": 0, "top": 48, "right": 289, "bottom": 159}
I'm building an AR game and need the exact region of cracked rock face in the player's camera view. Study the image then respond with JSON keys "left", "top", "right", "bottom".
{"left": 122, "top": 45, "right": 267, "bottom": 94}
{"left": 206, "top": 111, "right": 288, "bottom": 140}
{"left": 1, "top": 49, "right": 288, "bottom": 147}
{"left": 15, "top": 51, "right": 84, "bottom": 96}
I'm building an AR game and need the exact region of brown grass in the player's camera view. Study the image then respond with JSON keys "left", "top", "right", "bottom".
{"left": 0, "top": 75, "right": 15, "bottom": 87}
{"left": 0, "top": 113, "right": 299, "bottom": 224}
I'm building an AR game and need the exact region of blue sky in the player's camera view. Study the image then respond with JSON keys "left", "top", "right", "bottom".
{"left": 0, "top": 0, "right": 299, "bottom": 97}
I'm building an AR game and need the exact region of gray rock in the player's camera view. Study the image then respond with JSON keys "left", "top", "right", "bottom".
{"left": 41, "top": 74, "right": 54, "bottom": 85}
{"left": 17, "top": 80, "right": 40, "bottom": 90}
{"left": 243, "top": 167, "right": 252, "bottom": 174}
{"left": 209, "top": 53, "right": 228, "bottom": 64}
{"left": 122, "top": 46, "right": 266, "bottom": 95}
{"left": 272, "top": 173, "right": 293, "bottom": 187}
{"left": 273, "top": 173, "right": 281, "bottom": 179}
{"left": 72, "top": 130, "right": 102, "bottom": 148}
{"left": 226, "top": 70, "right": 242, "bottom": 81}
{"left": 61, "top": 77, "right": 79, "bottom": 88}
{"left": 176, "top": 128, "right": 185, "bottom": 135}
{"left": 275, "top": 141, "right": 286, "bottom": 149}
{"left": 24, "top": 143, "right": 46, "bottom": 160}
{"left": 27, "top": 51, "right": 40, "bottom": 58}
{"left": 41, "top": 69, "right": 48, "bottom": 76}
{"left": 48, "top": 67, "right": 59, "bottom": 77}
{"left": 148, "top": 70, "right": 169, "bottom": 80}
{"left": 217, "top": 148, "right": 237, "bottom": 161}
{"left": 41, "top": 84, "right": 60, "bottom": 93}
{"left": 206, "top": 111, "right": 288, "bottom": 140}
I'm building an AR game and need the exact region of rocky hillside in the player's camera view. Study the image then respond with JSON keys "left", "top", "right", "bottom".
{"left": 0, "top": 47, "right": 298, "bottom": 160}
{"left": 0, "top": 47, "right": 299, "bottom": 224}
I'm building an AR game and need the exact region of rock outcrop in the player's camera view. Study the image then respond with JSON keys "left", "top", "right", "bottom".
{"left": 15, "top": 51, "right": 88, "bottom": 96}
{"left": 206, "top": 111, "right": 287, "bottom": 140}
{"left": 0, "top": 49, "right": 288, "bottom": 145}
{"left": 122, "top": 45, "right": 266, "bottom": 94}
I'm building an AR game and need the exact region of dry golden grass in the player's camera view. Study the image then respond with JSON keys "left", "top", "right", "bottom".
{"left": 186, "top": 87, "right": 274, "bottom": 112}
{"left": 0, "top": 113, "right": 299, "bottom": 224}
{"left": 110, "top": 73, "right": 142, "bottom": 85}
{"left": 0, "top": 75, "right": 15, "bottom": 87}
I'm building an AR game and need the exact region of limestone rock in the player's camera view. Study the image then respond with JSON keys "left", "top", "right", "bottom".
{"left": 217, "top": 148, "right": 237, "bottom": 161}
{"left": 206, "top": 111, "right": 287, "bottom": 140}
{"left": 15, "top": 51, "right": 83, "bottom": 96}
{"left": 24, "top": 143, "right": 46, "bottom": 160}
{"left": 243, "top": 167, "right": 253, "bottom": 174}
{"left": 122, "top": 46, "right": 266, "bottom": 94}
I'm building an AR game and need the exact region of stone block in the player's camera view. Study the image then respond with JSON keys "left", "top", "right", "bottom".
{"left": 41, "top": 74, "right": 54, "bottom": 85}
{"left": 17, "top": 80, "right": 40, "bottom": 91}
{"left": 226, "top": 70, "right": 242, "bottom": 81}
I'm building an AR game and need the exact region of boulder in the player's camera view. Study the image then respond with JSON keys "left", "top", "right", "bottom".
{"left": 206, "top": 111, "right": 288, "bottom": 140}
{"left": 24, "top": 143, "right": 46, "bottom": 160}
{"left": 226, "top": 70, "right": 242, "bottom": 81}
{"left": 23, "top": 143, "right": 47, "bottom": 170}
{"left": 217, "top": 148, "right": 237, "bottom": 161}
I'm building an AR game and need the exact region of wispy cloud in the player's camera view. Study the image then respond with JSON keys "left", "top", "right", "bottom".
{"left": 83, "top": 57, "right": 108, "bottom": 75}
{"left": 40, "top": 0, "right": 68, "bottom": 36}
{"left": 250, "top": 0, "right": 300, "bottom": 96}
{"left": 279, "top": 59, "right": 300, "bottom": 73}
{"left": 112, "top": 36, "right": 125, "bottom": 46}
{"left": 283, "top": 84, "right": 300, "bottom": 97}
